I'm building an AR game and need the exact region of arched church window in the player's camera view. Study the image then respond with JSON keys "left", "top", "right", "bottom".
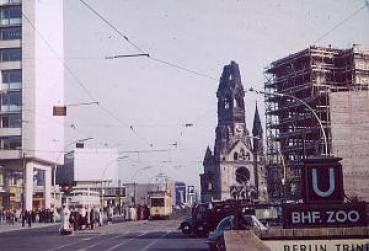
{"left": 208, "top": 182, "right": 213, "bottom": 191}
{"left": 224, "top": 96, "right": 231, "bottom": 109}
{"left": 234, "top": 152, "right": 238, "bottom": 161}
{"left": 234, "top": 96, "right": 242, "bottom": 108}
{"left": 246, "top": 153, "right": 250, "bottom": 160}
{"left": 240, "top": 148, "right": 246, "bottom": 160}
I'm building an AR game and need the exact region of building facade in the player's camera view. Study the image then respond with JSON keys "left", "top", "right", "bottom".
{"left": 200, "top": 61, "right": 264, "bottom": 202}
{"left": 57, "top": 148, "right": 119, "bottom": 188}
{"left": 264, "top": 45, "right": 369, "bottom": 201}
{"left": 0, "top": 0, "right": 64, "bottom": 211}
{"left": 174, "top": 181, "right": 186, "bottom": 206}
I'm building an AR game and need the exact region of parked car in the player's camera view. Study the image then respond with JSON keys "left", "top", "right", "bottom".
{"left": 206, "top": 214, "right": 267, "bottom": 251}
{"left": 179, "top": 201, "right": 254, "bottom": 237}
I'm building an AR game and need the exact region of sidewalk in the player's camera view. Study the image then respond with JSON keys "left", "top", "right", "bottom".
{"left": 0, "top": 221, "right": 59, "bottom": 234}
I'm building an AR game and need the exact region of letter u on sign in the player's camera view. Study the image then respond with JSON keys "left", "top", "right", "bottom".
{"left": 312, "top": 168, "right": 335, "bottom": 197}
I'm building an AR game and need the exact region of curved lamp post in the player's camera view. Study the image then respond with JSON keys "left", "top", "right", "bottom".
{"left": 248, "top": 88, "right": 328, "bottom": 156}
{"left": 100, "top": 156, "right": 128, "bottom": 209}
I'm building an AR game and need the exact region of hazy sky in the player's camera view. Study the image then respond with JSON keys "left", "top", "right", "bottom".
{"left": 63, "top": 0, "right": 369, "bottom": 188}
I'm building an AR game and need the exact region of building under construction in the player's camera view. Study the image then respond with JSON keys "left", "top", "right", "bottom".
{"left": 264, "top": 44, "right": 369, "bottom": 201}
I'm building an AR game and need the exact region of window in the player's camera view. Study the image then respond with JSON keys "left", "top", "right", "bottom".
{"left": 1, "top": 69, "right": 21, "bottom": 89}
{"left": 0, "top": 6, "right": 21, "bottom": 18}
{"left": 150, "top": 198, "right": 164, "bottom": 207}
{"left": 1, "top": 114, "right": 21, "bottom": 128}
{"left": 234, "top": 152, "right": 238, "bottom": 160}
{"left": 0, "top": 6, "right": 21, "bottom": 25}
{"left": 1, "top": 91, "right": 22, "bottom": 112}
{"left": 0, "top": 136, "right": 21, "bottom": 150}
{"left": 1, "top": 92, "right": 21, "bottom": 106}
{"left": 0, "top": 48, "right": 21, "bottom": 62}
{"left": 0, "top": 26, "right": 21, "bottom": 40}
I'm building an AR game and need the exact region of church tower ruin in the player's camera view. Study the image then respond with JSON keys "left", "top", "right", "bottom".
{"left": 200, "top": 61, "right": 257, "bottom": 202}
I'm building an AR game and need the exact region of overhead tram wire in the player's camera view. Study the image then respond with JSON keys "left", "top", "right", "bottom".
{"left": 78, "top": 0, "right": 218, "bottom": 82}
{"left": 312, "top": 2, "right": 368, "bottom": 44}
{"left": 21, "top": 12, "right": 154, "bottom": 148}
{"left": 79, "top": 0, "right": 146, "bottom": 54}
{"left": 21, "top": 13, "right": 97, "bottom": 103}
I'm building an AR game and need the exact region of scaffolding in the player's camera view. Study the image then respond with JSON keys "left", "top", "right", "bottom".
{"left": 264, "top": 45, "right": 369, "bottom": 188}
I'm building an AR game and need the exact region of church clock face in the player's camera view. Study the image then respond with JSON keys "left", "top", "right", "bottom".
{"left": 235, "top": 125, "right": 243, "bottom": 134}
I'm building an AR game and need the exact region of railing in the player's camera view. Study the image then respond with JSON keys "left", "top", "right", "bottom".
{"left": 0, "top": 104, "right": 21, "bottom": 112}
{"left": 0, "top": 18, "right": 22, "bottom": 26}
{"left": 1, "top": 82, "right": 21, "bottom": 90}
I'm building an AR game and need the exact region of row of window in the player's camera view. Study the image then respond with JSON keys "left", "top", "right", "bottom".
{"left": 0, "top": 5, "right": 21, "bottom": 26}
{"left": 1, "top": 69, "right": 21, "bottom": 90}
{"left": 0, "top": 135, "right": 21, "bottom": 150}
{"left": 0, "top": 113, "right": 21, "bottom": 128}
{"left": 0, "top": 26, "right": 21, "bottom": 40}
{"left": 0, "top": 48, "right": 21, "bottom": 62}
{"left": 1, "top": 91, "right": 21, "bottom": 106}
{"left": 0, "top": 5, "right": 21, "bottom": 19}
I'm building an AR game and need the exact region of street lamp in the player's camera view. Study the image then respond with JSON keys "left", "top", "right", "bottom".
{"left": 248, "top": 87, "right": 328, "bottom": 156}
{"left": 100, "top": 156, "right": 128, "bottom": 210}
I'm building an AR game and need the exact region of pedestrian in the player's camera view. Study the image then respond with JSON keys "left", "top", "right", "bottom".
{"left": 86, "top": 207, "right": 91, "bottom": 229}
{"left": 80, "top": 207, "right": 86, "bottom": 230}
{"left": 99, "top": 209, "right": 103, "bottom": 227}
{"left": 27, "top": 210, "right": 32, "bottom": 228}
{"left": 60, "top": 204, "right": 72, "bottom": 235}
{"left": 107, "top": 206, "right": 113, "bottom": 224}
{"left": 90, "top": 208, "right": 95, "bottom": 229}
{"left": 21, "top": 209, "right": 26, "bottom": 227}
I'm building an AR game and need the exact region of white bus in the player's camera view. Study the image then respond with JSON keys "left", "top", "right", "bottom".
{"left": 67, "top": 189, "right": 101, "bottom": 208}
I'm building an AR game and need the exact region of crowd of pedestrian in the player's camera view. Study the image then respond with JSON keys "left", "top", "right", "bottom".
{"left": 59, "top": 204, "right": 151, "bottom": 235}
{"left": 123, "top": 205, "right": 150, "bottom": 221}
{"left": 0, "top": 208, "right": 54, "bottom": 227}
{"left": 60, "top": 204, "right": 103, "bottom": 235}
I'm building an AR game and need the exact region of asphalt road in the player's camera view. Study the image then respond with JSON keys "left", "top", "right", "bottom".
{"left": 0, "top": 218, "right": 208, "bottom": 251}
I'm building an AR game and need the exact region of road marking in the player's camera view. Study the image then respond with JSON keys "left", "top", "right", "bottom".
{"left": 140, "top": 231, "right": 172, "bottom": 251}
{"left": 105, "top": 232, "right": 147, "bottom": 251}
{"left": 45, "top": 234, "right": 101, "bottom": 251}
{"left": 76, "top": 233, "right": 128, "bottom": 251}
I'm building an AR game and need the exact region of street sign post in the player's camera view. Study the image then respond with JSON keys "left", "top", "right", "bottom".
{"left": 283, "top": 157, "right": 368, "bottom": 229}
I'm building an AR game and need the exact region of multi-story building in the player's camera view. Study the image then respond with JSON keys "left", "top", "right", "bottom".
{"left": 265, "top": 45, "right": 369, "bottom": 201}
{"left": 0, "top": 0, "right": 64, "bottom": 211}
{"left": 174, "top": 181, "right": 186, "bottom": 206}
{"left": 57, "top": 148, "right": 119, "bottom": 188}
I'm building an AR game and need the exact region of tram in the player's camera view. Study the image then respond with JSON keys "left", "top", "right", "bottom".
{"left": 148, "top": 191, "right": 172, "bottom": 219}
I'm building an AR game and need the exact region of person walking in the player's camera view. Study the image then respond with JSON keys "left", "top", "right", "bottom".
{"left": 107, "top": 206, "right": 113, "bottom": 224}
{"left": 99, "top": 209, "right": 103, "bottom": 227}
{"left": 80, "top": 207, "right": 86, "bottom": 230}
{"left": 27, "top": 210, "right": 32, "bottom": 228}
{"left": 86, "top": 207, "right": 91, "bottom": 229}
{"left": 60, "top": 204, "right": 72, "bottom": 235}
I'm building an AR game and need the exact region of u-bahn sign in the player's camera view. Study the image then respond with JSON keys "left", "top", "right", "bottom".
{"left": 283, "top": 157, "right": 368, "bottom": 228}
{"left": 301, "top": 157, "right": 344, "bottom": 204}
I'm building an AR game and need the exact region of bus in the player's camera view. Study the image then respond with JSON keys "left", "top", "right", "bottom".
{"left": 66, "top": 189, "right": 101, "bottom": 209}
{"left": 148, "top": 191, "right": 172, "bottom": 219}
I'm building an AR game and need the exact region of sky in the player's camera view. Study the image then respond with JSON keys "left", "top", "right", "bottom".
{"left": 63, "top": 0, "right": 369, "bottom": 189}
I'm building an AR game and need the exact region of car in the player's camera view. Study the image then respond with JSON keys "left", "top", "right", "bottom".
{"left": 206, "top": 214, "right": 267, "bottom": 251}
